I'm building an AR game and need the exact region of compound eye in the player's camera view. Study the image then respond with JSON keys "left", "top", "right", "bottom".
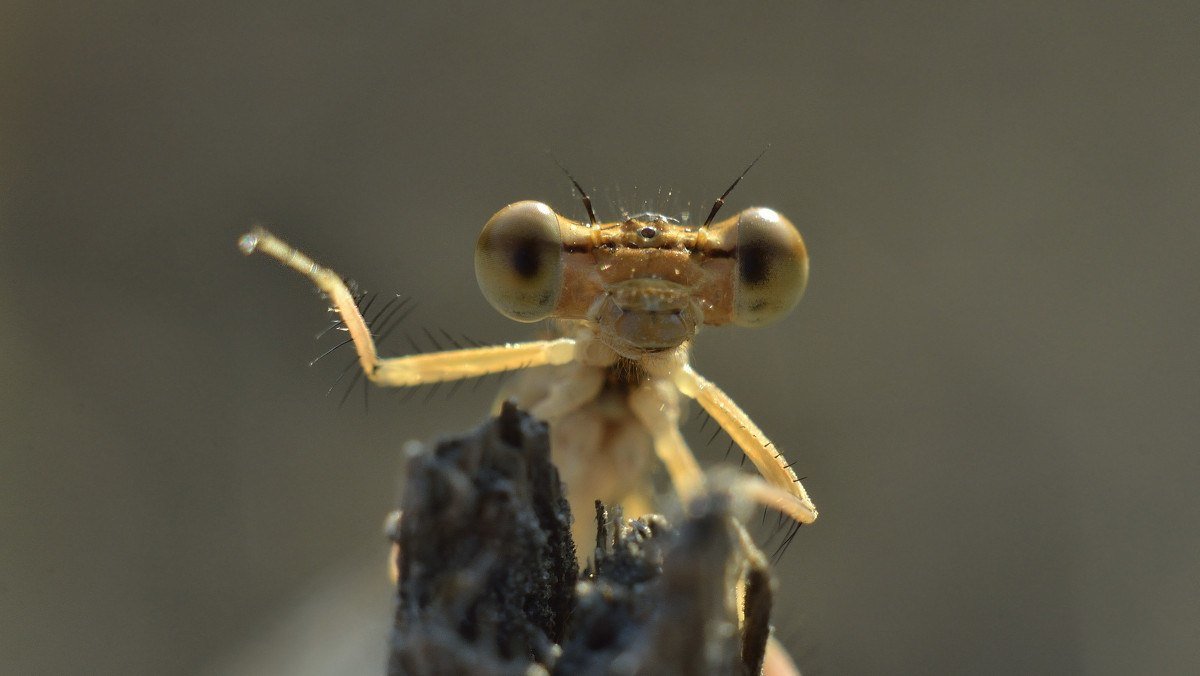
{"left": 475, "top": 201, "right": 564, "bottom": 322}
{"left": 732, "top": 208, "right": 808, "bottom": 327}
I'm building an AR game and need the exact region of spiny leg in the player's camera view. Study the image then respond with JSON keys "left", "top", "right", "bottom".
{"left": 239, "top": 226, "right": 578, "bottom": 387}
{"left": 368, "top": 340, "right": 577, "bottom": 386}
{"left": 674, "top": 365, "right": 817, "bottom": 524}
{"left": 725, "top": 475, "right": 816, "bottom": 527}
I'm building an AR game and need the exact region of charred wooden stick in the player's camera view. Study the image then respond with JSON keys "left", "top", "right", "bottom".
{"left": 388, "top": 403, "right": 785, "bottom": 675}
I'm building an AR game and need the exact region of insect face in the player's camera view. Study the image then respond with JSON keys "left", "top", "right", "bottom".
{"left": 474, "top": 203, "right": 809, "bottom": 358}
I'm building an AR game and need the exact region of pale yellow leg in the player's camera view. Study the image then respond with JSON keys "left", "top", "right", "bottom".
{"left": 239, "top": 226, "right": 577, "bottom": 386}
{"left": 366, "top": 341, "right": 577, "bottom": 386}
{"left": 628, "top": 379, "right": 704, "bottom": 501}
{"left": 674, "top": 365, "right": 817, "bottom": 524}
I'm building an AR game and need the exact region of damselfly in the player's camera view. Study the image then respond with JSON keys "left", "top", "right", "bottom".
{"left": 239, "top": 165, "right": 818, "bottom": 546}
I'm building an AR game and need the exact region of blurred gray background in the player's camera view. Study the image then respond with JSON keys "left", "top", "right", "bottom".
{"left": 2, "top": 2, "right": 1198, "bottom": 674}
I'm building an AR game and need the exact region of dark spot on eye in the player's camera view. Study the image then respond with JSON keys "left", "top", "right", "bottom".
{"left": 510, "top": 236, "right": 541, "bottom": 279}
{"left": 739, "top": 240, "right": 771, "bottom": 286}
{"left": 638, "top": 225, "right": 657, "bottom": 239}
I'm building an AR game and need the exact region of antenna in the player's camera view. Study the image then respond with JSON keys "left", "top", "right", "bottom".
{"left": 551, "top": 156, "right": 598, "bottom": 227}
{"left": 702, "top": 146, "right": 770, "bottom": 227}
